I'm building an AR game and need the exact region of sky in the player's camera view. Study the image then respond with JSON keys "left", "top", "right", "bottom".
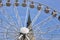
{"left": 0, "top": 0, "right": 60, "bottom": 40}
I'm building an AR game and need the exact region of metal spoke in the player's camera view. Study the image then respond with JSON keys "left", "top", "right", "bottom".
{"left": 24, "top": 2, "right": 29, "bottom": 27}
{"left": 33, "top": 15, "right": 52, "bottom": 30}
{"left": 31, "top": 11, "right": 41, "bottom": 26}
{"left": 6, "top": 22, "right": 18, "bottom": 32}
{"left": 31, "top": 24, "right": 60, "bottom": 34}
{"left": 26, "top": 35, "right": 30, "bottom": 40}
{"left": 0, "top": 26, "right": 18, "bottom": 33}
{"left": 0, "top": 8, "right": 16, "bottom": 25}
{"left": 2, "top": 30, "right": 19, "bottom": 40}
{"left": 6, "top": 33, "right": 18, "bottom": 37}
{"left": 46, "top": 24, "right": 60, "bottom": 33}
{"left": 2, "top": 35, "right": 18, "bottom": 40}
{"left": 5, "top": 29, "right": 8, "bottom": 40}
{"left": 14, "top": 6, "right": 23, "bottom": 27}
{"left": 28, "top": 10, "right": 42, "bottom": 29}
{"left": 0, "top": 7, "right": 19, "bottom": 32}
{"left": 18, "top": 34, "right": 23, "bottom": 40}
{"left": 0, "top": 18, "right": 10, "bottom": 30}
{"left": 0, "top": 31, "right": 19, "bottom": 33}
{"left": 0, "top": 19, "right": 18, "bottom": 32}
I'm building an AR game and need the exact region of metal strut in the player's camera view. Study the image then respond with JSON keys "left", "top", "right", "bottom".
{"left": 18, "top": 34, "right": 30, "bottom": 40}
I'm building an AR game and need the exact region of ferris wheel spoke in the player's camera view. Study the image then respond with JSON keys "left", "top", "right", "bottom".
{"left": 34, "top": 31, "right": 45, "bottom": 35}
{"left": 24, "top": 2, "right": 29, "bottom": 27}
{"left": 33, "top": 15, "right": 52, "bottom": 30}
{"left": 4, "top": 20, "right": 19, "bottom": 32}
{"left": 31, "top": 11, "right": 41, "bottom": 26}
{"left": 26, "top": 35, "right": 30, "bottom": 40}
{"left": 29, "top": 30, "right": 45, "bottom": 40}
{"left": 0, "top": 26, "right": 18, "bottom": 32}
{"left": 28, "top": 11, "right": 42, "bottom": 28}
{"left": 32, "top": 15, "right": 53, "bottom": 35}
{"left": 0, "top": 31, "right": 19, "bottom": 33}
{"left": 33, "top": 24, "right": 60, "bottom": 34}
{"left": 6, "top": 33, "right": 18, "bottom": 37}
{"left": 0, "top": 7, "right": 19, "bottom": 32}
{"left": 7, "top": 34, "right": 19, "bottom": 40}
{"left": 14, "top": 6, "right": 23, "bottom": 27}
{"left": 0, "top": 7, "right": 17, "bottom": 26}
{"left": 0, "top": 26, "right": 8, "bottom": 30}
{"left": 0, "top": 20, "right": 18, "bottom": 32}
{"left": 34, "top": 33, "right": 45, "bottom": 40}
{"left": 4, "top": 35, "right": 18, "bottom": 40}
{"left": 45, "top": 24, "right": 60, "bottom": 33}
{"left": 4, "top": 31, "right": 19, "bottom": 40}
{"left": 7, "top": 21, "right": 19, "bottom": 32}
{"left": 0, "top": 21, "right": 9, "bottom": 30}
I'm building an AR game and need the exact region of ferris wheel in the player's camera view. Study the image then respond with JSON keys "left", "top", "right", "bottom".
{"left": 0, "top": 0, "right": 60, "bottom": 40}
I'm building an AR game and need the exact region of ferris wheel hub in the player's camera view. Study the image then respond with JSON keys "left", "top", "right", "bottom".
{"left": 20, "top": 27, "right": 29, "bottom": 34}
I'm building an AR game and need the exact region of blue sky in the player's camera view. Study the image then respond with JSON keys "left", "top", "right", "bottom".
{"left": 0, "top": 0, "right": 60, "bottom": 40}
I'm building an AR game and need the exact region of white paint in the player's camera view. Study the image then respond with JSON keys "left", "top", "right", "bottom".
{"left": 20, "top": 27, "right": 29, "bottom": 34}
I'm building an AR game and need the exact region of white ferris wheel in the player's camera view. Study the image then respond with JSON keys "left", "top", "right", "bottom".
{"left": 0, "top": 0, "right": 60, "bottom": 40}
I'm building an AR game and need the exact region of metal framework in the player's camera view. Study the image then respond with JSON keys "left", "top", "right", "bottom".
{"left": 0, "top": 0, "right": 60, "bottom": 40}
